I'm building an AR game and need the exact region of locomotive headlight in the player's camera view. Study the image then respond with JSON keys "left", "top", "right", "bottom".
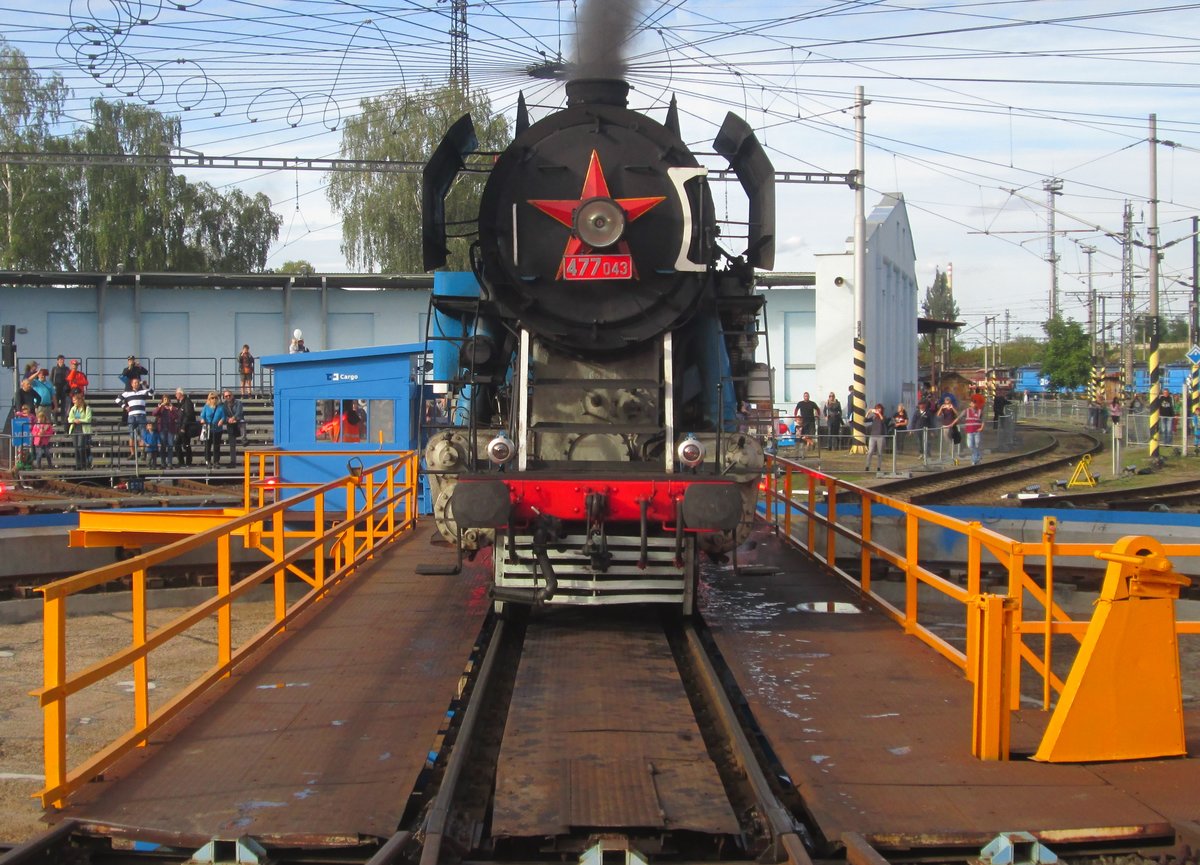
{"left": 677, "top": 433, "right": 705, "bottom": 469}
{"left": 575, "top": 197, "right": 626, "bottom": 248}
{"left": 487, "top": 432, "right": 516, "bottom": 466}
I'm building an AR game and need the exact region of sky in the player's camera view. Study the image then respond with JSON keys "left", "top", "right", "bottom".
{"left": 2, "top": 0, "right": 1198, "bottom": 346}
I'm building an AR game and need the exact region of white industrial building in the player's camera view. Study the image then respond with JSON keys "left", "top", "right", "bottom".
{"left": 760, "top": 192, "right": 920, "bottom": 414}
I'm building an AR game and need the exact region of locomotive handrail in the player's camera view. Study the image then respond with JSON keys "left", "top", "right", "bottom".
{"left": 762, "top": 454, "right": 1199, "bottom": 760}
{"left": 33, "top": 448, "right": 419, "bottom": 808}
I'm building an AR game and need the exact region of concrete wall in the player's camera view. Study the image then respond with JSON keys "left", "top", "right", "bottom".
{"left": 2, "top": 283, "right": 431, "bottom": 419}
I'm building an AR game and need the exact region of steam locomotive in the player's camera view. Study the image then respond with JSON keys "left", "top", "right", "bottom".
{"left": 421, "top": 77, "right": 775, "bottom": 613}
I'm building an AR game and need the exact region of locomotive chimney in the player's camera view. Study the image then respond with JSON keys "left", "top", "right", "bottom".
{"left": 570, "top": 0, "right": 641, "bottom": 106}
{"left": 566, "top": 78, "right": 629, "bottom": 108}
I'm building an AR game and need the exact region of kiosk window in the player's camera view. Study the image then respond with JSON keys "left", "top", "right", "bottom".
{"left": 313, "top": 399, "right": 395, "bottom": 444}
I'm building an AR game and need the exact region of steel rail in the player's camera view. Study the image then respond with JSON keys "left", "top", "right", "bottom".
{"left": 873, "top": 428, "right": 1102, "bottom": 505}
{"left": 683, "top": 624, "right": 815, "bottom": 865}
{"left": 418, "top": 618, "right": 507, "bottom": 865}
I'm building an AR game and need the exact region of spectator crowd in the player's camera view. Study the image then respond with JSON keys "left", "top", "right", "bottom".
{"left": 9, "top": 349, "right": 255, "bottom": 472}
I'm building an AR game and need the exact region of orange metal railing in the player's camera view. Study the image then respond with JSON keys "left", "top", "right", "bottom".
{"left": 763, "top": 454, "right": 1199, "bottom": 759}
{"left": 34, "top": 449, "right": 418, "bottom": 808}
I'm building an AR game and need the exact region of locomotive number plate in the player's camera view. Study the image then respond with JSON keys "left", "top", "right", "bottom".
{"left": 562, "top": 254, "right": 633, "bottom": 280}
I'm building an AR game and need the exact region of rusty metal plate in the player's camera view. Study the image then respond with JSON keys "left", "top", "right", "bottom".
{"left": 566, "top": 758, "right": 663, "bottom": 828}
{"left": 493, "top": 611, "right": 738, "bottom": 838}
{"left": 702, "top": 523, "right": 1184, "bottom": 852}
{"left": 58, "top": 530, "right": 490, "bottom": 849}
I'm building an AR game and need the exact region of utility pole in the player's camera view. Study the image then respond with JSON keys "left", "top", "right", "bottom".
{"left": 1192, "top": 214, "right": 1199, "bottom": 347}
{"left": 850, "top": 86, "right": 869, "bottom": 453}
{"left": 445, "top": 0, "right": 469, "bottom": 90}
{"left": 1147, "top": 114, "right": 1162, "bottom": 466}
{"left": 1044, "top": 178, "right": 1063, "bottom": 320}
{"left": 1083, "top": 245, "right": 1097, "bottom": 355}
{"left": 1121, "top": 202, "right": 1134, "bottom": 396}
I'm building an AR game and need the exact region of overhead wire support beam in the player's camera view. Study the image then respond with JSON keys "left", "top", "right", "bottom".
{"left": 0, "top": 151, "right": 851, "bottom": 184}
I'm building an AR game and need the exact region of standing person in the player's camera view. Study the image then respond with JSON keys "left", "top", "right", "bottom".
{"left": 963, "top": 397, "right": 985, "bottom": 465}
{"left": 822, "top": 392, "right": 843, "bottom": 450}
{"left": 31, "top": 367, "right": 54, "bottom": 411}
{"left": 936, "top": 395, "right": 961, "bottom": 464}
{"left": 120, "top": 355, "right": 149, "bottom": 389}
{"left": 864, "top": 403, "right": 887, "bottom": 472}
{"left": 1160, "top": 391, "right": 1176, "bottom": 448}
{"left": 892, "top": 403, "right": 909, "bottom": 454}
{"left": 1109, "top": 397, "right": 1123, "bottom": 442}
{"left": 199, "top": 391, "right": 226, "bottom": 467}
{"left": 845, "top": 385, "right": 858, "bottom": 448}
{"left": 237, "top": 344, "right": 256, "bottom": 396}
{"left": 992, "top": 390, "right": 1009, "bottom": 430}
{"left": 175, "top": 388, "right": 197, "bottom": 467}
{"left": 289, "top": 331, "right": 309, "bottom": 353}
{"left": 66, "top": 359, "right": 88, "bottom": 397}
{"left": 14, "top": 379, "right": 39, "bottom": 414}
{"left": 31, "top": 407, "right": 55, "bottom": 469}
{"left": 1192, "top": 402, "right": 1200, "bottom": 451}
{"left": 219, "top": 389, "right": 245, "bottom": 466}
{"left": 911, "top": 400, "right": 933, "bottom": 460}
{"left": 116, "top": 376, "right": 154, "bottom": 461}
{"left": 67, "top": 392, "right": 93, "bottom": 470}
{"left": 154, "top": 393, "right": 180, "bottom": 467}
{"left": 793, "top": 391, "right": 819, "bottom": 455}
{"left": 49, "top": 354, "right": 70, "bottom": 422}
{"left": 142, "top": 421, "right": 162, "bottom": 469}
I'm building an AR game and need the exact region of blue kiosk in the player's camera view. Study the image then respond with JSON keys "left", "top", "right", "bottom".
{"left": 261, "top": 343, "right": 426, "bottom": 510}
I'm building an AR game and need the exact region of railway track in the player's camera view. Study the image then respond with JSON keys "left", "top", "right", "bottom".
{"left": 0, "top": 607, "right": 818, "bottom": 865}
{"left": 872, "top": 426, "right": 1103, "bottom": 505}
{"left": 406, "top": 607, "right": 812, "bottom": 865}
{"left": 1030, "top": 476, "right": 1200, "bottom": 511}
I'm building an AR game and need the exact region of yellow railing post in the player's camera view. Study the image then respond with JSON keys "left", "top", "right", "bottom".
{"left": 272, "top": 503, "right": 286, "bottom": 621}
{"left": 783, "top": 464, "right": 793, "bottom": 539}
{"left": 132, "top": 568, "right": 149, "bottom": 734}
{"left": 806, "top": 473, "right": 817, "bottom": 552}
{"left": 388, "top": 462, "right": 398, "bottom": 537}
{"left": 1007, "top": 550, "right": 1026, "bottom": 711}
{"left": 904, "top": 511, "right": 919, "bottom": 634}
{"left": 1041, "top": 517, "right": 1057, "bottom": 710}
{"left": 825, "top": 478, "right": 837, "bottom": 566}
{"left": 365, "top": 474, "right": 377, "bottom": 555}
{"left": 41, "top": 592, "right": 67, "bottom": 807}
{"left": 970, "top": 593, "right": 1014, "bottom": 760}
{"left": 344, "top": 481, "right": 356, "bottom": 568}
{"left": 965, "top": 527, "right": 982, "bottom": 681}
{"left": 217, "top": 534, "right": 232, "bottom": 670}
{"left": 860, "top": 497, "right": 873, "bottom": 592}
{"left": 314, "top": 492, "right": 326, "bottom": 589}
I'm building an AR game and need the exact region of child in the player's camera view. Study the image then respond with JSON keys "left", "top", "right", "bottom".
{"left": 31, "top": 408, "right": 55, "bottom": 469}
{"left": 11, "top": 405, "right": 33, "bottom": 468}
{"left": 143, "top": 421, "right": 162, "bottom": 468}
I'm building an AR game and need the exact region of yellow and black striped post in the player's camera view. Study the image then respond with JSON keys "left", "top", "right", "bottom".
{"left": 850, "top": 336, "right": 866, "bottom": 453}
{"left": 1148, "top": 316, "right": 1161, "bottom": 464}
{"left": 1091, "top": 361, "right": 1105, "bottom": 427}
{"left": 1191, "top": 363, "right": 1199, "bottom": 445}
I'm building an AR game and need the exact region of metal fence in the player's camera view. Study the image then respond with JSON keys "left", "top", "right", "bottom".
{"left": 8, "top": 355, "right": 274, "bottom": 397}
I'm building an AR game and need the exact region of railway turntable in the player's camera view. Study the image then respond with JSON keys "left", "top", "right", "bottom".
{"left": 42, "top": 528, "right": 488, "bottom": 853}
{"left": 703, "top": 524, "right": 1200, "bottom": 857}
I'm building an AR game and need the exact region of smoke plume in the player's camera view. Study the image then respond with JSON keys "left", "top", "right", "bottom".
{"left": 573, "top": 0, "right": 643, "bottom": 80}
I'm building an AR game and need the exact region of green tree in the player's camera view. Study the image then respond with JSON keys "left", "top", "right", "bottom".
{"left": 1040, "top": 316, "right": 1091, "bottom": 391}
{"left": 278, "top": 260, "right": 316, "bottom": 275}
{"left": 327, "top": 84, "right": 510, "bottom": 272}
{"left": 76, "top": 99, "right": 280, "bottom": 272}
{"left": 998, "top": 336, "right": 1043, "bottom": 368}
{"left": 920, "top": 267, "right": 960, "bottom": 356}
{"left": 0, "top": 40, "right": 75, "bottom": 269}
{"left": 77, "top": 100, "right": 179, "bottom": 270}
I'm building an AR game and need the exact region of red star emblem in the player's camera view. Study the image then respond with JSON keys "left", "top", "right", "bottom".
{"left": 528, "top": 149, "right": 665, "bottom": 279}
